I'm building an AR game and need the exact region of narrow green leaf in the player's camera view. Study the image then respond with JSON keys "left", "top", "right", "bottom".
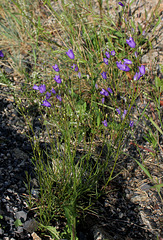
{"left": 151, "top": 183, "right": 163, "bottom": 190}
{"left": 97, "top": 114, "right": 100, "bottom": 127}
{"left": 149, "top": 118, "right": 163, "bottom": 135}
{"left": 131, "top": 19, "right": 136, "bottom": 30}
{"left": 152, "top": 16, "right": 161, "bottom": 34}
{"left": 41, "top": 225, "right": 60, "bottom": 239}
{"left": 138, "top": 23, "right": 143, "bottom": 34}
{"left": 135, "top": 160, "right": 153, "bottom": 181}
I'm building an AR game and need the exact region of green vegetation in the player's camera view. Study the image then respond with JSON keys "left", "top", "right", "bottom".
{"left": 0, "top": 0, "right": 162, "bottom": 239}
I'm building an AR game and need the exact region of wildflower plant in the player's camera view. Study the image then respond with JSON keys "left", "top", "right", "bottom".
{"left": 0, "top": 0, "right": 162, "bottom": 239}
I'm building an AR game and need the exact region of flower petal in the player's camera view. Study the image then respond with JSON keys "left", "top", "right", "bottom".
{"left": 42, "top": 100, "right": 51, "bottom": 107}
{"left": 52, "top": 64, "right": 59, "bottom": 72}
{"left": 66, "top": 49, "right": 75, "bottom": 59}
{"left": 126, "top": 37, "right": 136, "bottom": 48}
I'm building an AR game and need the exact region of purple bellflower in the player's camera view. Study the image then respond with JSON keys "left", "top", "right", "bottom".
{"left": 111, "top": 50, "right": 115, "bottom": 56}
{"left": 128, "top": 104, "right": 133, "bottom": 110}
{"left": 54, "top": 75, "right": 62, "bottom": 84}
{"left": 129, "top": 120, "right": 134, "bottom": 127}
{"left": 33, "top": 85, "right": 39, "bottom": 91}
{"left": 42, "top": 100, "right": 51, "bottom": 107}
{"left": 46, "top": 92, "right": 51, "bottom": 99}
{"left": 123, "top": 59, "right": 132, "bottom": 65}
{"left": 52, "top": 64, "right": 59, "bottom": 72}
{"left": 103, "top": 58, "right": 109, "bottom": 65}
{"left": 39, "top": 84, "right": 46, "bottom": 93}
{"left": 126, "top": 37, "right": 136, "bottom": 48}
{"left": 139, "top": 65, "right": 145, "bottom": 75}
{"left": 118, "top": 2, "right": 124, "bottom": 7}
{"left": 101, "top": 71, "right": 107, "bottom": 79}
{"left": 100, "top": 89, "right": 109, "bottom": 97}
{"left": 122, "top": 109, "right": 127, "bottom": 119}
{"left": 0, "top": 51, "right": 4, "bottom": 57}
{"left": 78, "top": 72, "right": 81, "bottom": 78}
{"left": 102, "top": 97, "right": 105, "bottom": 104}
{"left": 134, "top": 51, "right": 138, "bottom": 58}
{"left": 142, "top": 30, "right": 145, "bottom": 36}
{"left": 56, "top": 95, "right": 62, "bottom": 101}
{"left": 116, "top": 108, "right": 121, "bottom": 115}
{"left": 71, "top": 64, "right": 78, "bottom": 71}
{"left": 95, "top": 84, "right": 98, "bottom": 89}
{"left": 132, "top": 28, "right": 135, "bottom": 33}
{"left": 102, "top": 120, "right": 108, "bottom": 127}
{"left": 105, "top": 52, "right": 110, "bottom": 58}
{"left": 133, "top": 72, "right": 141, "bottom": 81}
{"left": 51, "top": 88, "right": 56, "bottom": 94}
{"left": 116, "top": 61, "right": 130, "bottom": 71}
{"left": 107, "top": 87, "right": 113, "bottom": 94}
{"left": 66, "top": 49, "right": 75, "bottom": 59}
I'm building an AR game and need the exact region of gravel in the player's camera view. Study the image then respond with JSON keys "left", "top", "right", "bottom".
{"left": 0, "top": 91, "right": 34, "bottom": 239}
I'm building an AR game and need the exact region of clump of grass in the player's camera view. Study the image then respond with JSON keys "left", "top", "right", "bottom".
{"left": 0, "top": 0, "right": 162, "bottom": 239}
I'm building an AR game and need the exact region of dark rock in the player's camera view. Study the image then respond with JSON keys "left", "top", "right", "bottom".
{"left": 4, "top": 67, "right": 13, "bottom": 74}
{"left": 23, "top": 219, "right": 38, "bottom": 233}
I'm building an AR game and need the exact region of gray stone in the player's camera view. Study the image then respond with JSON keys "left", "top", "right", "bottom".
{"left": 0, "top": 228, "right": 4, "bottom": 235}
{"left": 91, "top": 224, "right": 115, "bottom": 240}
{"left": 15, "top": 211, "right": 27, "bottom": 222}
{"left": 23, "top": 219, "right": 38, "bottom": 233}
{"left": 4, "top": 67, "right": 13, "bottom": 74}
{"left": 16, "top": 226, "right": 23, "bottom": 234}
{"left": 31, "top": 189, "right": 39, "bottom": 198}
{"left": 140, "top": 183, "right": 152, "bottom": 191}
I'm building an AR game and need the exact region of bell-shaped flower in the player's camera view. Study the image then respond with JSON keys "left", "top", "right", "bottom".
{"left": 0, "top": 50, "right": 4, "bottom": 57}
{"left": 54, "top": 75, "right": 62, "bottom": 84}
{"left": 126, "top": 37, "right": 136, "bottom": 48}
{"left": 116, "top": 108, "right": 121, "bottom": 115}
{"left": 111, "top": 50, "right": 115, "bottom": 56}
{"left": 142, "top": 31, "right": 145, "bottom": 36}
{"left": 105, "top": 52, "right": 110, "bottom": 58}
{"left": 133, "top": 72, "right": 141, "bottom": 81}
{"left": 118, "top": 2, "right": 124, "bottom": 7}
{"left": 129, "top": 120, "right": 134, "bottom": 127}
{"left": 46, "top": 92, "right": 51, "bottom": 99}
{"left": 122, "top": 109, "right": 127, "bottom": 119}
{"left": 71, "top": 63, "right": 78, "bottom": 71}
{"left": 39, "top": 84, "right": 46, "bottom": 93}
{"left": 102, "top": 98, "right": 105, "bottom": 104}
{"left": 123, "top": 59, "right": 132, "bottom": 65}
{"left": 78, "top": 72, "right": 81, "bottom": 78}
{"left": 42, "top": 99, "right": 51, "bottom": 107}
{"left": 139, "top": 65, "right": 145, "bottom": 75}
{"left": 52, "top": 64, "right": 59, "bottom": 72}
{"left": 116, "top": 61, "right": 130, "bottom": 71}
{"left": 101, "top": 71, "right": 107, "bottom": 79}
{"left": 56, "top": 95, "right": 62, "bottom": 101}
{"left": 33, "top": 85, "right": 39, "bottom": 91}
{"left": 100, "top": 89, "right": 109, "bottom": 97}
{"left": 103, "top": 58, "right": 109, "bottom": 65}
{"left": 102, "top": 120, "right": 108, "bottom": 127}
{"left": 66, "top": 49, "right": 75, "bottom": 59}
{"left": 51, "top": 88, "right": 56, "bottom": 94}
{"left": 107, "top": 87, "right": 113, "bottom": 94}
